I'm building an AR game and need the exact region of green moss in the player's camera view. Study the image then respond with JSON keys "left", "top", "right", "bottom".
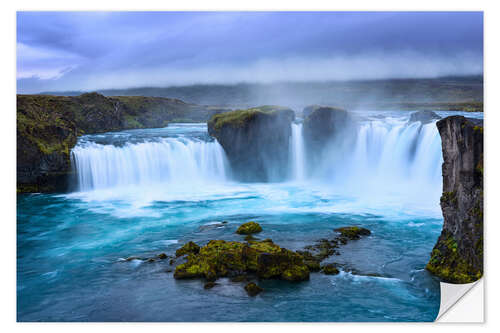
{"left": 175, "top": 241, "right": 201, "bottom": 257}
{"left": 321, "top": 264, "right": 340, "bottom": 275}
{"left": 441, "top": 191, "right": 458, "bottom": 206}
{"left": 208, "top": 105, "right": 292, "bottom": 131}
{"left": 426, "top": 232, "right": 482, "bottom": 283}
{"left": 304, "top": 260, "right": 321, "bottom": 272}
{"left": 281, "top": 265, "right": 310, "bottom": 281}
{"left": 236, "top": 221, "right": 263, "bottom": 235}
{"left": 333, "top": 226, "right": 371, "bottom": 240}
{"left": 173, "top": 239, "right": 309, "bottom": 282}
{"left": 123, "top": 114, "right": 144, "bottom": 129}
{"left": 244, "top": 282, "right": 263, "bottom": 296}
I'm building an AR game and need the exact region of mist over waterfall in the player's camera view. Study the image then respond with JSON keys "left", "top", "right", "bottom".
{"left": 72, "top": 138, "right": 229, "bottom": 191}
{"left": 287, "top": 115, "right": 444, "bottom": 203}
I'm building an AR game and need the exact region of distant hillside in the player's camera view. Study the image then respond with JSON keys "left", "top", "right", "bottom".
{"left": 41, "top": 76, "right": 483, "bottom": 111}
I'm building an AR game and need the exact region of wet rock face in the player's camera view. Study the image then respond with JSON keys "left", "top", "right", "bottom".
{"left": 426, "top": 116, "right": 483, "bottom": 283}
{"left": 408, "top": 110, "right": 441, "bottom": 124}
{"left": 302, "top": 105, "right": 351, "bottom": 147}
{"left": 302, "top": 105, "right": 354, "bottom": 166}
{"left": 207, "top": 106, "right": 295, "bottom": 182}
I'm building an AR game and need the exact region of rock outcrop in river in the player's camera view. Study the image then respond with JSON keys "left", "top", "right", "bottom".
{"left": 174, "top": 238, "right": 310, "bottom": 282}
{"left": 426, "top": 116, "right": 483, "bottom": 283}
{"left": 302, "top": 105, "right": 354, "bottom": 165}
{"left": 302, "top": 105, "right": 351, "bottom": 145}
{"left": 207, "top": 106, "right": 295, "bottom": 181}
{"left": 17, "top": 93, "right": 227, "bottom": 193}
{"left": 408, "top": 110, "right": 441, "bottom": 124}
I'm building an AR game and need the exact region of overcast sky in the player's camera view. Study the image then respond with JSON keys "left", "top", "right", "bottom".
{"left": 17, "top": 11, "right": 483, "bottom": 94}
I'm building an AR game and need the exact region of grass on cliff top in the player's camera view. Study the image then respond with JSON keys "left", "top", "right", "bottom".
{"left": 209, "top": 105, "right": 291, "bottom": 130}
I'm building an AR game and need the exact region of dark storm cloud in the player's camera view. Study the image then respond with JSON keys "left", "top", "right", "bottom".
{"left": 17, "top": 11, "right": 483, "bottom": 93}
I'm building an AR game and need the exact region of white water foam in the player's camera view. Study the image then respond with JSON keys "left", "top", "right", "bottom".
{"left": 72, "top": 138, "right": 230, "bottom": 191}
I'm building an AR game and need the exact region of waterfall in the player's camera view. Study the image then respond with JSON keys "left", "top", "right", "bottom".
{"left": 313, "top": 118, "right": 443, "bottom": 199}
{"left": 71, "top": 117, "right": 443, "bottom": 201}
{"left": 290, "top": 123, "right": 306, "bottom": 181}
{"left": 72, "top": 138, "right": 229, "bottom": 191}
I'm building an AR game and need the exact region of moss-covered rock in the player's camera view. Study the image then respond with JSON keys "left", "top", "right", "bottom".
{"left": 334, "top": 226, "right": 371, "bottom": 240}
{"left": 230, "top": 275, "right": 248, "bottom": 282}
{"left": 204, "top": 282, "right": 218, "bottom": 289}
{"left": 303, "top": 259, "right": 321, "bottom": 272}
{"left": 157, "top": 253, "right": 168, "bottom": 259}
{"left": 175, "top": 241, "right": 201, "bottom": 257}
{"left": 236, "top": 222, "right": 263, "bottom": 235}
{"left": 299, "top": 226, "right": 371, "bottom": 265}
{"left": 207, "top": 106, "right": 295, "bottom": 181}
{"left": 173, "top": 239, "right": 309, "bottom": 282}
{"left": 322, "top": 264, "right": 340, "bottom": 275}
{"left": 426, "top": 116, "right": 483, "bottom": 283}
{"left": 244, "top": 234, "right": 259, "bottom": 242}
{"left": 244, "top": 282, "right": 263, "bottom": 296}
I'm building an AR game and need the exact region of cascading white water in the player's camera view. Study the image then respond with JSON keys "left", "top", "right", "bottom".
{"left": 300, "top": 117, "right": 444, "bottom": 200}
{"left": 72, "top": 138, "right": 229, "bottom": 191}
{"left": 72, "top": 116, "right": 444, "bottom": 203}
{"left": 289, "top": 123, "right": 306, "bottom": 181}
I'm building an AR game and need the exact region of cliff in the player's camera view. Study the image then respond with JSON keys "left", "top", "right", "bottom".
{"left": 207, "top": 106, "right": 295, "bottom": 181}
{"left": 426, "top": 116, "right": 483, "bottom": 283}
{"left": 17, "top": 93, "right": 227, "bottom": 193}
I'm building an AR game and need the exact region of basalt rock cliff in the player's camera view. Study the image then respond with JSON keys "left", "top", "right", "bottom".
{"left": 302, "top": 105, "right": 353, "bottom": 147}
{"left": 17, "top": 93, "right": 227, "bottom": 193}
{"left": 426, "top": 116, "right": 483, "bottom": 283}
{"left": 207, "top": 106, "right": 295, "bottom": 182}
{"left": 302, "top": 105, "right": 355, "bottom": 165}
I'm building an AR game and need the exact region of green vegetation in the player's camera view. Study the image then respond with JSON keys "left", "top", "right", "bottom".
{"left": 440, "top": 191, "right": 458, "bottom": 206}
{"left": 426, "top": 232, "right": 483, "bottom": 283}
{"left": 175, "top": 241, "right": 201, "bottom": 257}
{"left": 321, "top": 264, "right": 340, "bottom": 275}
{"left": 173, "top": 239, "right": 310, "bottom": 282}
{"left": 236, "top": 221, "right": 263, "bottom": 235}
{"left": 333, "top": 226, "right": 371, "bottom": 240}
{"left": 244, "top": 282, "right": 263, "bottom": 296}
{"left": 208, "top": 105, "right": 292, "bottom": 131}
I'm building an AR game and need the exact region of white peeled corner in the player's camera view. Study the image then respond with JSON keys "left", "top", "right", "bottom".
{"left": 436, "top": 278, "right": 484, "bottom": 322}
